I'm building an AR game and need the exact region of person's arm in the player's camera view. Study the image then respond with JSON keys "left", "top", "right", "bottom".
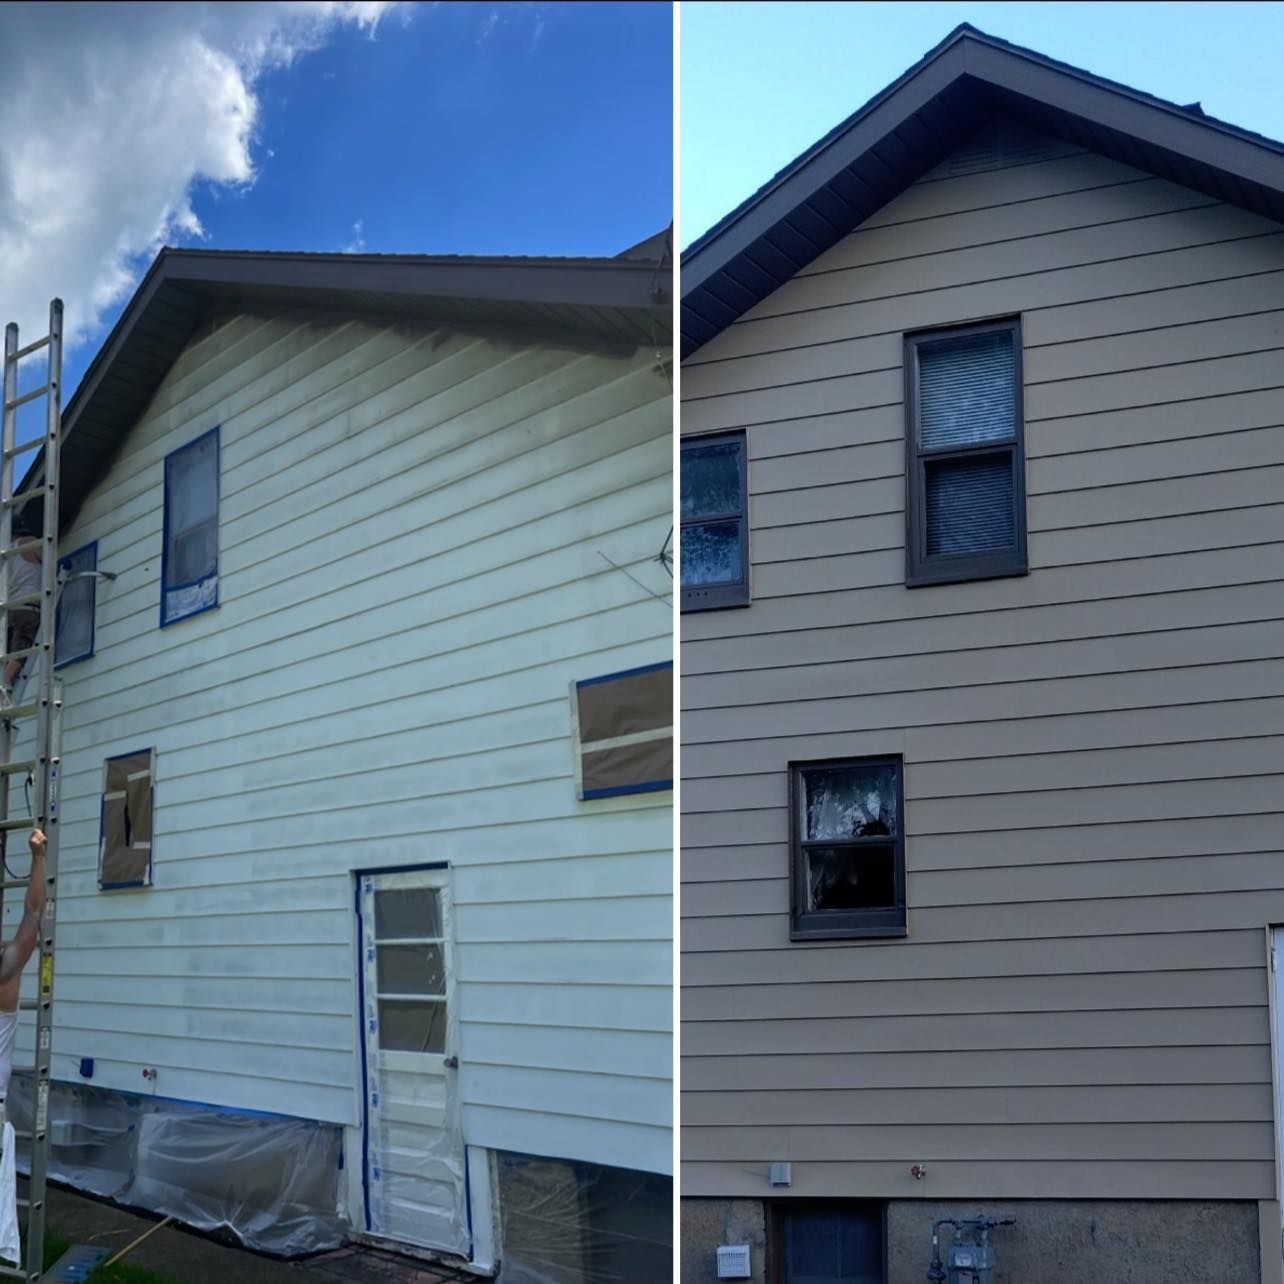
{"left": 0, "top": 830, "right": 45, "bottom": 983}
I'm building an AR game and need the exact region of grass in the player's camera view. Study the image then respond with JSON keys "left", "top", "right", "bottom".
{"left": 28, "top": 1229, "right": 181, "bottom": 1284}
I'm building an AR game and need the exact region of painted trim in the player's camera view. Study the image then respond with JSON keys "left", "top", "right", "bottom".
{"left": 575, "top": 659, "right": 673, "bottom": 688}
{"left": 354, "top": 875, "right": 373, "bottom": 1234}
{"left": 582, "top": 778, "right": 673, "bottom": 800}
{"left": 159, "top": 425, "right": 220, "bottom": 629}
{"left": 54, "top": 539, "right": 97, "bottom": 668}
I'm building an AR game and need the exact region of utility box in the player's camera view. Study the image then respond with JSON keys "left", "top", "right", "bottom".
{"left": 716, "top": 1244, "right": 751, "bottom": 1279}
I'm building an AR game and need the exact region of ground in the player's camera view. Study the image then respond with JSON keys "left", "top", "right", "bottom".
{"left": 28, "top": 1182, "right": 472, "bottom": 1284}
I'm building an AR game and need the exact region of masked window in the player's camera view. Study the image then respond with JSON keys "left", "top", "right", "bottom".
{"left": 162, "top": 427, "right": 219, "bottom": 626}
{"left": 55, "top": 541, "right": 97, "bottom": 667}
{"left": 572, "top": 661, "right": 672, "bottom": 800}
{"left": 99, "top": 750, "right": 154, "bottom": 890}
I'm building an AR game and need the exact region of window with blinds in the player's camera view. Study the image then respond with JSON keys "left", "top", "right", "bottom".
{"left": 905, "top": 319, "right": 1027, "bottom": 585}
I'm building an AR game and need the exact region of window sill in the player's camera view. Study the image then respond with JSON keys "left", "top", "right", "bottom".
{"left": 681, "top": 584, "right": 751, "bottom": 612}
{"left": 906, "top": 558, "right": 1028, "bottom": 588}
{"left": 790, "top": 916, "right": 907, "bottom": 942}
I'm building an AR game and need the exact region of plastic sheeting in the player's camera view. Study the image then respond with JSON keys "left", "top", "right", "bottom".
{"left": 496, "top": 1151, "right": 671, "bottom": 1284}
{"left": 5, "top": 1077, "right": 344, "bottom": 1256}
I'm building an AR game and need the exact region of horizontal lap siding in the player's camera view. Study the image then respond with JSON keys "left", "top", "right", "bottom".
{"left": 6, "top": 315, "right": 673, "bottom": 1175}
{"left": 680, "top": 127, "right": 1284, "bottom": 1199}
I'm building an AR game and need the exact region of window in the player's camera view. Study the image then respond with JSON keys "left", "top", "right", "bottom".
{"left": 572, "top": 660, "right": 672, "bottom": 800}
{"left": 372, "top": 886, "right": 447, "bottom": 1053}
{"left": 55, "top": 541, "right": 97, "bottom": 667}
{"left": 161, "top": 426, "right": 219, "bottom": 626}
{"left": 905, "top": 319, "right": 1026, "bottom": 586}
{"left": 99, "top": 749, "right": 154, "bottom": 890}
{"left": 774, "top": 1205, "right": 885, "bottom": 1284}
{"left": 790, "top": 756, "right": 905, "bottom": 940}
{"left": 680, "top": 431, "right": 748, "bottom": 609}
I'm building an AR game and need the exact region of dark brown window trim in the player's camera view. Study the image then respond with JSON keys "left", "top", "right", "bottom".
{"left": 789, "top": 754, "right": 906, "bottom": 942}
{"left": 904, "top": 316, "right": 1028, "bottom": 588}
{"left": 680, "top": 429, "right": 750, "bottom": 612}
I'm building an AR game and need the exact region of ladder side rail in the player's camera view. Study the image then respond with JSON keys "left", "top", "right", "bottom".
{"left": 0, "top": 324, "right": 17, "bottom": 938}
{"left": 25, "top": 298, "right": 62, "bottom": 1284}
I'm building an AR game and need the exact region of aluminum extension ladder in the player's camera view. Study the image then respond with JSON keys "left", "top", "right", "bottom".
{"left": 0, "top": 301, "right": 65, "bottom": 1282}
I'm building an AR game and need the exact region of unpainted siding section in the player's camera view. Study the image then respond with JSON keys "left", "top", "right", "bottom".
{"left": 680, "top": 123, "right": 1284, "bottom": 1200}
{"left": 7, "top": 312, "right": 673, "bottom": 1175}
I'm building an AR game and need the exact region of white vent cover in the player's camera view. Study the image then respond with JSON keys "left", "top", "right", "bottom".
{"left": 717, "top": 1244, "right": 751, "bottom": 1279}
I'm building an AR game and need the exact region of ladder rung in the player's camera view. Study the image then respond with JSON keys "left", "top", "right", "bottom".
{"left": 0, "top": 760, "right": 37, "bottom": 776}
{"left": 0, "top": 1263, "right": 25, "bottom": 1279}
{"left": 0, "top": 704, "right": 39, "bottom": 722}
{"left": 11, "top": 334, "right": 49, "bottom": 362}
{"left": 0, "top": 818, "right": 35, "bottom": 832}
{"left": 0, "top": 880, "right": 27, "bottom": 891}
{"left": 2, "top": 386, "right": 47, "bottom": 413}
{"left": 11, "top": 1129, "right": 29, "bottom": 1140}
{"left": 0, "top": 646, "right": 39, "bottom": 665}
{"left": 2, "top": 488, "right": 43, "bottom": 510}
{"left": 16, "top": 999, "right": 38, "bottom": 1011}
{"left": 1, "top": 438, "right": 41, "bottom": 463}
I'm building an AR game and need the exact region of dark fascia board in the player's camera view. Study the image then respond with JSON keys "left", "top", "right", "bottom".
{"left": 157, "top": 247, "right": 669, "bottom": 311}
{"left": 682, "top": 23, "right": 1284, "bottom": 329}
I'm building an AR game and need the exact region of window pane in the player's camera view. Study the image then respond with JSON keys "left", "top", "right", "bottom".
{"left": 924, "top": 453, "right": 1015, "bottom": 556}
{"left": 168, "top": 434, "right": 219, "bottom": 533}
{"left": 378, "top": 999, "right": 446, "bottom": 1053}
{"left": 171, "top": 521, "right": 217, "bottom": 587}
{"left": 374, "top": 888, "right": 442, "bottom": 940}
{"left": 376, "top": 944, "right": 446, "bottom": 995}
{"left": 782, "top": 1208, "right": 883, "bottom": 1284}
{"left": 805, "top": 845, "right": 897, "bottom": 912}
{"left": 681, "top": 440, "right": 742, "bottom": 519}
{"left": 919, "top": 329, "right": 1016, "bottom": 449}
{"left": 680, "top": 521, "right": 741, "bottom": 587}
{"left": 803, "top": 763, "right": 898, "bottom": 841}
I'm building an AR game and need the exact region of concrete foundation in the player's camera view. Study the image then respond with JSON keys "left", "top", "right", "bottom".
{"left": 681, "top": 1197, "right": 1264, "bottom": 1284}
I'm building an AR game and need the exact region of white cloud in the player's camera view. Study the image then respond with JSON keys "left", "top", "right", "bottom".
{"left": 0, "top": 2, "right": 405, "bottom": 353}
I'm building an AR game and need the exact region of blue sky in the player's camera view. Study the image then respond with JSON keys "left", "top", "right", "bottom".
{"left": 681, "top": 1, "right": 1284, "bottom": 245}
{"left": 207, "top": 3, "right": 673, "bottom": 260}
{"left": 1, "top": 2, "right": 672, "bottom": 426}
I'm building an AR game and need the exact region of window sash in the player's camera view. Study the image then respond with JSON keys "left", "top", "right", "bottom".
{"left": 905, "top": 319, "right": 1027, "bottom": 587}
{"left": 681, "top": 432, "right": 749, "bottom": 610}
{"left": 790, "top": 756, "right": 906, "bottom": 941}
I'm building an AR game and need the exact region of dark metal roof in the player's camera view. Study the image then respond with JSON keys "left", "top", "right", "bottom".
{"left": 682, "top": 24, "right": 1284, "bottom": 358}
{"left": 34, "top": 241, "right": 673, "bottom": 533}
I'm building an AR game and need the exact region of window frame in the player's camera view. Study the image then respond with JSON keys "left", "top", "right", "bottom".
{"left": 54, "top": 539, "right": 98, "bottom": 669}
{"left": 680, "top": 429, "right": 750, "bottom": 612}
{"left": 98, "top": 747, "right": 156, "bottom": 892}
{"left": 160, "top": 424, "right": 220, "bottom": 628}
{"left": 788, "top": 754, "right": 907, "bottom": 942}
{"left": 904, "top": 317, "right": 1028, "bottom": 587}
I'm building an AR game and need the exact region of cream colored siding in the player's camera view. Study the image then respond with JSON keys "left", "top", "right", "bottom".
{"left": 680, "top": 125, "right": 1284, "bottom": 1200}
{"left": 7, "top": 311, "right": 673, "bottom": 1178}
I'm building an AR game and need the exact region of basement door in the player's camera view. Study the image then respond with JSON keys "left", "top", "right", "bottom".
{"left": 358, "top": 868, "right": 469, "bottom": 1258}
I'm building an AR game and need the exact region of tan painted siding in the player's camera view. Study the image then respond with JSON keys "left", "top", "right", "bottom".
{"left": 679, "top": 123, "right": 1284, "bottom": 1202}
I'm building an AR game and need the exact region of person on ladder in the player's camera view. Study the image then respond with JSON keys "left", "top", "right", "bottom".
{"left": 2, "top": 536, "right": 42, "bottom": 699}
